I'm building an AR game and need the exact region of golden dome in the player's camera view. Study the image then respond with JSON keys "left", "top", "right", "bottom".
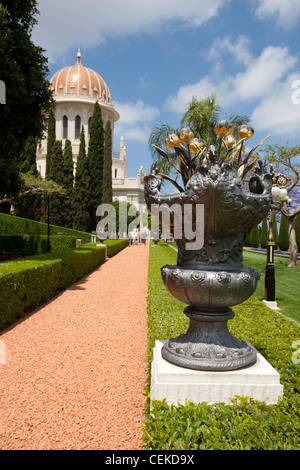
{"left": 50, "top": 48, "right": 112, "bottom": 103}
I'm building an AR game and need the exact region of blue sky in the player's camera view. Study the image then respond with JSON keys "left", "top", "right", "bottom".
{"left": 32, "top": 0, "right": 300, "bottom": 179}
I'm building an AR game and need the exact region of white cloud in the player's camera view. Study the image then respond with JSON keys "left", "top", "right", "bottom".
{"left": 232, "top": 46, "right": 297, "bottom": 101}
{"left": 32, "top": 0, "right": 229, "bottom": 62}
{"left": 254, "top": 0, "right": 300, "bottom": 29}
{"left": 165, "top": 43, "right": 300, "bottom": 138}
{"left": 167, "top": 45, "right": 297, "bottom": 112}
{"left": 251, "top": 74, "right": 300, "bottom": 137}
{"left": 114, "top": 100, "right": 159, "bottom": 142}
{"left": 207, "top": 35, "right": 253, "bottom": 67}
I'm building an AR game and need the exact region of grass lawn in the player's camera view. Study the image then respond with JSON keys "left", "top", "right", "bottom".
{"left": 242, "top": 250, "right": 300, "bottom": 324}
{"left": 144, "top": 241, "right": 300, "bottom": 450}
{"left": 165, "top": 242, "right": 300, "bottom": 324}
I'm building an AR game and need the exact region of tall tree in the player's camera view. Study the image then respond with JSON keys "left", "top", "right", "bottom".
{"left": 263, "top": 143, "right": 300, "bottom": 266}
{"left": 62, "top": 139, "right": 74, "bottom": 228}
{"left": 47, "top": 140, "right": 64, "bottom": 226}
{"left": 0, "top": 0, "right": 54, "bottom": 198}
{"left": 72, "top": 127, "right": 91, "bottom": 232}
{"left": 278, "top": 213, "right": 289, "bottom": 252}
{"left": 271, "top": 212, "right": 279, "bottom": 249}
{"left": 102, "top": 120, "right": 113, "bottom": 205}
{"left": 46, "top": 109, "right": 56, "bottom": 179}
{"left": 20, "top": 136, "right": 38, "bottom": 175}
{"left": 87, "top": 102, "right": 105, "bottom": 231}
{"left": 260, "top": 218, "right": 268, "bottom": 249}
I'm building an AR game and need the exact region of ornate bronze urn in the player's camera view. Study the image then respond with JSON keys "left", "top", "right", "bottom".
{"left": 145, "top": 122, "right": 272, "bottom": 371}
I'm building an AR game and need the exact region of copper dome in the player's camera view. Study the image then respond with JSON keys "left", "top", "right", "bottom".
{"left": 50, "top": 48, "right": 111, "bottom": 103}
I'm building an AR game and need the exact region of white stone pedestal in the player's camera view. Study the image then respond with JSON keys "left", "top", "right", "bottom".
{"left": 151, "top": 341, "right": 283, "bottom": 406}
{"left": 263, "top": 300, "right": 280, "bottom": 310}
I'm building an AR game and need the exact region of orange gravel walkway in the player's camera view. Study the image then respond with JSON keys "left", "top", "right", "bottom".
{"left": 0, "top": 244, "right": 150, "bottom": 450}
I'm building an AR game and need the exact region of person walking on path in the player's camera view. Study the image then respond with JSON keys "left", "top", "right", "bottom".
{"left": 0, "top": 244, "right": 150, "bottom": 450}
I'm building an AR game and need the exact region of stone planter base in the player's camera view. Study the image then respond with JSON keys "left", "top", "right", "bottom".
{"left": 161, "top": 307, "right": 257, "bottom": 371}
{"left": 151, "top": 341, "right": 283, "bottom": 406}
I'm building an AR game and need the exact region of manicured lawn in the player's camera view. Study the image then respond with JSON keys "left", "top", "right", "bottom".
{"left": 144, "top": 241, "right": 300, "bottom": 450}
{"left": 242, "top": 250, "right": 300, "bottom": 324}
{"left": 165, "top": 242, "right": 300, "bottom": 324}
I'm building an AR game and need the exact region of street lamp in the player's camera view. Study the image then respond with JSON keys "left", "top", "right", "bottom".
{"left": 264, "top": 169, "right": 289, "bottom": 306}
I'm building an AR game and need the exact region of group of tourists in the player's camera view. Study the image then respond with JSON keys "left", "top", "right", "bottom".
{"left": 127, "top": 229, "right": 148, "bottom": 246}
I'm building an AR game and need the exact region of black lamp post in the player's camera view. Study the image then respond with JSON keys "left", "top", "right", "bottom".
{"left": 265, "top": 169, "right": 288, "bottom": 303}
{"left": 265, "top": 206, "right": 276, "bottom": 301}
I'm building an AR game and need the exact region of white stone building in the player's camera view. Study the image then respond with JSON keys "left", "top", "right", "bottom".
{"left": 36, "top": 48, "right": 146, "bottom": 212}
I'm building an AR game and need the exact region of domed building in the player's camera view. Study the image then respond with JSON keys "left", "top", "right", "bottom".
{"left": 36, "top": 48, "right": 146, "bottom": 210}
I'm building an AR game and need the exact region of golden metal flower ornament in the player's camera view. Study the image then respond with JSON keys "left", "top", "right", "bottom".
{"left": 189, "top": 137, "right": 204, "bottom": 154}
{"left": 222, "top": 134, "right": 237, "bottom": 150}
{"left": 213, "top": 120, "right": 231, "bottom": 138}
{"left": 236, "top": 124, "right": 254, "bottom": 141}
{"left": 152, "top": 117, "right": 271, "bottom": 193}
{"left": 178, "top": 127, "right": 195, "bottom": 143}
{"left": 165, "top": 133, "right": 181, "bottom": 149}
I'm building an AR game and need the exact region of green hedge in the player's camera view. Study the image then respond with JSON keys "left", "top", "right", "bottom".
{"left": 104, "top": 239, "right": 128, "bottom": 257}
{"left": 0, "top": 235, "right": 77, "bottom": 257}
{"left": 0, "top": 244, "right": 106, "bottom": 331}
{"left": 0, "top": 213, "right": 91, "bottom": 243}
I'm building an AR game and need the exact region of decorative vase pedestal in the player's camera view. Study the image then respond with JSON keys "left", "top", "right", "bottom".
{"left": 151, "top": 340, "right": 283, "bottom": 406}
{"left": 145, "top": 123, "right": 284, "bottom": 406}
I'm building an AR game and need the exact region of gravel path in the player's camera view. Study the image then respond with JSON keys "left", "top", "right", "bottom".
{"left": 0, "top": 244, "right": 149, "bottom": 450}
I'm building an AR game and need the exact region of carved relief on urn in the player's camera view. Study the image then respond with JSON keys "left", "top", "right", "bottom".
{"left": 145, "top": 123, "right": 272, "bottom": 371}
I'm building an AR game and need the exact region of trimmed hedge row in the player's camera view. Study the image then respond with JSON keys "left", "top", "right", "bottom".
{"left": 0, "top": 213, "right": 91, "bottom": 243}
{"left": 104, "top": 239, "right": 128, "bottom": 257}
{"left": 0, "top": 244, "right": 106, "bottom": 331}
{"left": 0, "top": 235, "right": 77, "bottom": 257}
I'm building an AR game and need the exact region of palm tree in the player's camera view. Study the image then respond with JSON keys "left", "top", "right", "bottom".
{"left": 181, "top": 94, "right": 250, "bottom": 148}
{"left": 148, "top": 94, "right": 251, "bottom": 181}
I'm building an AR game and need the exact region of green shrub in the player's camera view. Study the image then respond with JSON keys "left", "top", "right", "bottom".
{"left": 144, "top": 243, "right": 300, "bottom": 450}
{"left": 0, "top": 213, "right": 91, "bottom": 243}
{"left": 278, "top": 214, "right": 289, "bottom": 252}
{"left": 0, "top": 244, "right": 106, "bottom": 331}
{"left": 260, "top": 218, "right": 268, "bottom": 249}
{"left": 250, "top": 225, "right": 260, "bottom": 248}
{"left": 0, "top": 235, "right": 77, "bottom": 257}
{"left": 104, "top": 238, "right": 128, "bottom": 257}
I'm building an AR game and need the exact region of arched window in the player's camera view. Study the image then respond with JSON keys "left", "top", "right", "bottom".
{"left": 75, "top": 115, "right": 81, "bottom": 139}
{"left": 115, "top": 169, "right": 118, "bottom": 179}
{"left": 63, "top": 115, "right": 68, "bottom": 139}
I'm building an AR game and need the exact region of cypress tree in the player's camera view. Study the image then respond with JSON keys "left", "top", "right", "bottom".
{"left": 49, "top": 140, "right": 64, "bottom": 185}
{"left": 72, "top": 126, "right": 91, "bottom": 232}
{"left": 46, "top": 110, "right": 56, "bottom": 179}
{"left": 260, "top": 218, "right": 268, "bottom": 249}
{"left": 271, "top": 212, "right": 279, "bottom": 249}
{"left": 278, "top": 213, "right": 289, "bottom": 252}
{"left": 102, "top": 120, "right": 113, "bottom": 205}
{"left": 47, "top": 140, "right": 64, "bottom": 226}
{"left": 249, "top": 225, "right": 260, "bottom": 248}
{"left": 20, "top": 136, "right": 38, "bottom": 175}
{"left": 62, "top": 139, "right": 74, "bottom": 228}
{"left": 87, "top": 102, "right": 105, "bottom": 231}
